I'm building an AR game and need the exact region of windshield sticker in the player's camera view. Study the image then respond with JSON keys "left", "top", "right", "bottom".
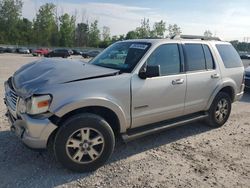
{"left": 130, "top": 44, "right": 148, "bottom": 50}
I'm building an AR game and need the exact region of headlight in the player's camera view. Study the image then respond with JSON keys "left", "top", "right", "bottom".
{"left": 26, "top": 95, "right": 52, "bottom": 115}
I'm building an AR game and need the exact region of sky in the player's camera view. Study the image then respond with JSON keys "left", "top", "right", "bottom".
{"left": 22, "top": 0, "right": 250, "bottom": 41}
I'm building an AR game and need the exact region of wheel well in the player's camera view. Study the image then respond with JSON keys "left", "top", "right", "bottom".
{"left": 53, "top": 106, "right": 120, "bottom": 135}
{"left": 219, "top": 86, "right": 234, "bottom": 101}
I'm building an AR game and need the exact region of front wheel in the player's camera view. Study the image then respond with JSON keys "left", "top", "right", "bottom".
{"left": 206, "top": 92, "right": 232, "bottom": 128}
{"left": 53, "top": 113, "right": 115, "bottom": 172}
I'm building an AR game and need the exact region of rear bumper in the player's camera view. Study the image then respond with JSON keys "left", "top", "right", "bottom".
{"left": 6, "top": 111, "right": 57, "bottom": 149}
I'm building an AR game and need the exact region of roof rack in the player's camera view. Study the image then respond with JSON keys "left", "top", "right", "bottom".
{"left": 170, "top": 35, "right": 221, "bottom": 41}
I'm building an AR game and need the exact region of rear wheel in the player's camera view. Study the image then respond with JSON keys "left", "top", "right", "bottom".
{"left": 206, "top": 92, "right": 232, "bottom": 128}
{"left": 53, "top": 113, "right": 115, "bottom": 172}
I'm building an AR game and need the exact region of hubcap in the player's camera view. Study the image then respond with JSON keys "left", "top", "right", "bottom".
{"left": 66, "top": 128, "right": 105, "bottom": 164}
{"left": 215, "top": 98, "right": 228, "bottom": 123}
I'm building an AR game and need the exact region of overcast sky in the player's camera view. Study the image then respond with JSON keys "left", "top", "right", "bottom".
{"left": 22, "top": 0, "right": 250, "bottom": 41}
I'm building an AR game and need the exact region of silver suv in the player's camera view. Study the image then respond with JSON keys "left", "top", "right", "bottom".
{"left": 4, "top": 35, "right": 245, "bottom": 172}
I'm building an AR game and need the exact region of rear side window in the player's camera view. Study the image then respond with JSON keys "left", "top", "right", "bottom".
{"left": 216, "top": 44, "right": 242, "bottom": 68}
{"left": 184, "top": 44, "right": 206, "bottom": 71}
{"left": 203, "top": 45, "right": 214, "bottom": 69}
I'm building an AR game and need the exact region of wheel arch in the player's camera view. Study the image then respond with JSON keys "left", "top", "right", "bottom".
{"left": 51, "top": 98, "right": 129, "bottom": 134}
{"left": 206, "top": 83, "right": 236, "bottom": 110}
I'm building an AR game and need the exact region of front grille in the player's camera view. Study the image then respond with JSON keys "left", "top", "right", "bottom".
{"left": 5, "top": 78, "right": 19, "bottom": 112}
{"left": 7, "top": 89, "right": 18, "bottom": 111}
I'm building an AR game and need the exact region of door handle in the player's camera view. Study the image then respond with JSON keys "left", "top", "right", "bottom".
{"left": 172, "top": 79, "right": 184, "bottom": 85}
{"left": 211, "top": 73, "right": 220, "bottom": 79}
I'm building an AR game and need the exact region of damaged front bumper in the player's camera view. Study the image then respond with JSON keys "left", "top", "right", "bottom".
{"left": 5, "top": 110, "right": 57, "bottom": 149}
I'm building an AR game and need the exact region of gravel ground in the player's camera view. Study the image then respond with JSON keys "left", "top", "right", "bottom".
{"left": 0, "top": 54, "right": 250, "bottom": 188}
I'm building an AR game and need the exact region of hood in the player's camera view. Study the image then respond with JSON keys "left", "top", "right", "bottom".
{"left": 12, "top": 58, "right": 119, "bottom": 97}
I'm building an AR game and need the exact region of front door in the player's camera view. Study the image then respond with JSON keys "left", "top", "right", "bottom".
{"left": 131, "top": 43, "right": 186, "bottom": 128}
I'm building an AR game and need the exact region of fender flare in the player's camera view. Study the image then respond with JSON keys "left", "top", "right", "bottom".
{"left": 205, "top": 81, "right": 236, "bottom": 110}
{"left": 52, "top": 98, "right": 129, "bottom": 133}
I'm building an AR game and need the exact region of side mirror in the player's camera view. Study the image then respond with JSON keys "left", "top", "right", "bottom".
{"left": 139, "top": 65, "right": 160, "bottom": 79}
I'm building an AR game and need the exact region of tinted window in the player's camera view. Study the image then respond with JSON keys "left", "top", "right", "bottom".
{"left": 203, "top": 45, "right": 214, "bottom": 69}
{"left": 216, "top": 44, "right": 242, "bottom": 68}
{"left": 184, "top": 44, "right": 206, "bottom": 71}
{"left": 147, "top": 44, "right": 180, "bottom": 76}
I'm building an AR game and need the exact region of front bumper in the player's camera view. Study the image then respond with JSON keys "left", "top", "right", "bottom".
{"left": 6, "top": 110, "right": 57, "bottom": 149}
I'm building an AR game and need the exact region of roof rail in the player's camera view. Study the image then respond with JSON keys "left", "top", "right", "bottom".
{"left": 170, "top": 35, "right": 221, "bottom": 41}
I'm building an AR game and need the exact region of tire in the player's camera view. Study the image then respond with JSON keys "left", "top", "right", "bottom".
{"left": 206, "top": 92, "right": 232, "bottom": 128}
{"left": 53, "top": 113, "right": 115, "bottom": 172}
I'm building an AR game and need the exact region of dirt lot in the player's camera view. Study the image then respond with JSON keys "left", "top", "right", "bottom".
{"left": 0, "top": 54, "right": 250, "bottom": 188}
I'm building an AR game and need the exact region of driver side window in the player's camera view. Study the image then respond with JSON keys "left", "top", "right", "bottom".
{"left": 147, "top": 44, "right": 181, "bottom": 76}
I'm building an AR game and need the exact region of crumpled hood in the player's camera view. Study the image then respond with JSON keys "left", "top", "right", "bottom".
{"left": 12, "top": 58, "right": 119, "bottom": 97}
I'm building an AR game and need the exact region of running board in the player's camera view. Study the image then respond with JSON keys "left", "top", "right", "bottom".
{"left": 122, "top": 113, "right": 208, "bottom": 142}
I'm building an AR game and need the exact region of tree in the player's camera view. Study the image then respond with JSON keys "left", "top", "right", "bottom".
{"left": 59, "top": 13, "right": 75, "bottom": 47}
{"left": 16, "top": 18, "right": 33, "bottom": 45}
{"left": 33, "top": 3, "right": 58, "bottom": 46}
{"left": 151, "top": 20, "right": 166, "bottom": 38}
{"left": 102, "top": 26, "right": 111, "bottom": 41}
{"left": 0, "top": 0, "right": 23, "bottom": 44}
{"left": 75, "top": 22, "right": 89, "bottom": 47}
{"left": 88, "top": 20, "right": 100, "bottom": 47}
{"left": 136, "top": 18, "right": 151, "bottom": 38}
{"left": 204, "top": 30, "right": 213, "bottom": 37}
{"left": 167, "top": 24, "right": 182, "bottom": 37}
{"left": 126, "top": 30, "right": 138, "bottom": 39}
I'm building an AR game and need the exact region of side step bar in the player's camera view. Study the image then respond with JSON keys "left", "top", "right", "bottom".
{"left": 122, "top": 113, "right": 208, "bottom": 142}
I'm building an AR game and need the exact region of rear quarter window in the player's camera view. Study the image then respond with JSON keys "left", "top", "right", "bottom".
{"left": 216, "top": 44, "right": 243, "bottom": 68}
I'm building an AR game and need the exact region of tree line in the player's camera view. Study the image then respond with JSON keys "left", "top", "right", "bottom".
{"left": 0, "top": 0, "right": 249, "bottom": 51}
{"left": 0, "top": 0, "right": 183, "bottom": 48}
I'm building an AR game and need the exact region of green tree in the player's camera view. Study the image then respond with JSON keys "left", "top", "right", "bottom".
{"left": 59, "top": 13, "right": 75, "bottom": 47}
{"left": 16, "top": 18, "right": 32, "bottom": 45}
{"left": 88, "top": 20, "right": 100, "bottom": 47}
{"left": 0, "top": 0, "right": 23, "bottom": 44}
{"left": 33, "top": 3, "right": 58, "bottom": 46}
{"left": 167, "top": 24, "right": 182, "bottom": 37}
{"left": 126, "top": 30, "right": 138, "bottom": 39}
{"left": 136, "top": 18, "right": 151, "bottom": 38}
{"left": 152, "top": 20, "right": 166, "bottom": 38}
{"left": 75, "top": 22, "right": 89, "bottom": 47}
{"left": 204, "top": 30, "right": 213, "bottom": 37}
{"left": 102, "top": 26, "right": 111, "bottom": 41}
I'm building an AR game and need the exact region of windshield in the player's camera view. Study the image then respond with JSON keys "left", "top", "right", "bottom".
{"left": 91, "top": 42, "right": 151, "bottom": 72}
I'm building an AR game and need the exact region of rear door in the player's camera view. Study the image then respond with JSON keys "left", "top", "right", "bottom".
{"left": 131, "top": 43, "right": 187, "bottom": 128}
{"left": 183, "top": 43, "right": 221, "bottom": 114}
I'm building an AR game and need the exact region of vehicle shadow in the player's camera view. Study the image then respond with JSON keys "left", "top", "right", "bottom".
{"left": 0, "top": 121, "right": 212, "bottom": 188}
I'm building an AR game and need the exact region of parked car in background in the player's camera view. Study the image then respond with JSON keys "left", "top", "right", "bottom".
{"left": 0, "top": 47, "right": 5, "bottom": 53}
{"left": 68, "top": 49, "right": 74, "bottom": 55}
{"left": 72, "top": 49, "right": 83, "bottom": 55}
{"left": 44, "top": 49, "right": 71, "bottom": 58}
{"left": 17, "top": 47, "right": 30, "bottom": 54}
{"left": 245, "top": 66, "right": 250, "bottom": 90}
{"left": 82, "top": 50, "right": 101, "bottom": 58}
{"left": 239, "top": 52, "right": 250, "bottom": 59}
{"left": 32, "top": 48, "right": 49, "bottom": 56}
{"left": 4, "top": 47, "right": 16, "bottom": 53}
